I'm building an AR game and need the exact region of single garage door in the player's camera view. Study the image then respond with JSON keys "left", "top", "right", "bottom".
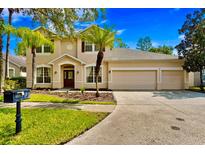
{"left": 111, "top": 70, "right": 157, "bottom": 90}
{"left": 161, "top": 70, "right": 184, "bottom": 90}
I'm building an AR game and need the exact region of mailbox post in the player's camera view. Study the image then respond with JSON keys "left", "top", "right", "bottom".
{"left": 16, "top": 100, "right": 22, "bottom": 134}
{"left": 4, "top": 89, "right": 30, "bottom": 134}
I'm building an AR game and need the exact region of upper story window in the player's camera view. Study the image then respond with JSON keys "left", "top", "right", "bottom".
{"left": 86, "top": 66, "right": 102, "bottom": 83}
{"left": 36, "top": 40, "right": 54, "bottom": 54}
{"left": 36, "top": 67, "right": 51, "bottom": 83}
{"left": 84, "top": 41, "right": 98, "bottom": 52}
{"left": 82, "top": 41, "right": 104, "bottom": 53}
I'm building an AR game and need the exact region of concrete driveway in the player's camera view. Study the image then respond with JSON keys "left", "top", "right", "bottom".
{"left": 67, "top": 91, "right": 205, "bottom": 145}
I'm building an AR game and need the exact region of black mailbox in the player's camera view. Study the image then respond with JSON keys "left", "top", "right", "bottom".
{"left": 4, "top": 89, "right": 31, "bottom": 103}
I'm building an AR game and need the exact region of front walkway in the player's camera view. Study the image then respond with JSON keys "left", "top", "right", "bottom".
{"left": 67, "top": 91, "right": 205, "bottom": 145}
{"left": 0, "top": 102, "right": 115, "bottom": 113}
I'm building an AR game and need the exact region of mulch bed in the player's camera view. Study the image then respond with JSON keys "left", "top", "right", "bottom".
{"left": 32, "top": 90, "right": 115, "bottom": 102}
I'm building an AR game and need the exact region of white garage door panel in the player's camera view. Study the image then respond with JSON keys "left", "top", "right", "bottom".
{"left": 161, "top": 70, "right": 184, "bottom": 90}
{"left": 111, "top": 70, "right": 157, "bottom": 90}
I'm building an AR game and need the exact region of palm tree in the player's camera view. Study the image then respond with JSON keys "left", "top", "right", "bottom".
{"left": 5, "top": 9, "right": 21, "bottom": 79}
{"left": 81, "top": 25, "right": 115, "bottom": 97}
{"left": 4, "top": 25, "right": 54, "bottom": 89}
{"left": 0, "top": 8, "right": 4, "bottom": 93}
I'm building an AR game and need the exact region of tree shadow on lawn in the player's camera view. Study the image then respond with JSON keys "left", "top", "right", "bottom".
{"left": 152, "top": 91, "right": 205, "bottom": 100}
{"left": 24, "top": 103, "right": 82, "bottom": 110}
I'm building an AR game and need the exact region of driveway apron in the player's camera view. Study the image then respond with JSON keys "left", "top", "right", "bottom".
{"left": 67, "top": 91, "right": 205, "bottom": 145}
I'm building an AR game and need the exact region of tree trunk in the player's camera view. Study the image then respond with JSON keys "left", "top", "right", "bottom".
{"left": 31, "top": 47, "right": 36, "bottom": 89}
{"left": 5, "top": 9, "right": 14, "bottom": 79}
{"left": 95, "top": 47, "right": 104, "bottom": 97}
{"left": 199, "top": 69, "right": 204, "bottom": 91}
{"left": 0, "top": 8, "right": 4, "bottom": 93}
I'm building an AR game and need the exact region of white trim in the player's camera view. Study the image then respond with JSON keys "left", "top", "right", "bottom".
{"left": 84, "top": 64, "right": 103, "bottom": 84}
{"left": 36, "top": 64, "right": 52, "bottom": 68}
{"left": 111, "top": 67, "right": 159, "bottom": 71}
{"left": 160, "top": 67, "right": 183, "bottom": 71}
{"left": 111, "top": 67, "right": 183, "bottom": 71}
{"left": 9, "top": 67, "right": 15, "bottom": 78}
{"left": 48, "top": 53, "right": 86, "bottom": 64}
{"left": 36, "top": 45, "right": 52, "bottom": 55}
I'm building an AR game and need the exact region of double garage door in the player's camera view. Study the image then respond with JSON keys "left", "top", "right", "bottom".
{"left": 111, "top": 70, "right": 184, "bottom": 90}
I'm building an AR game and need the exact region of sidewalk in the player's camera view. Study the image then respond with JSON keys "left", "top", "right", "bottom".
{"left": 0, "top": 102, "right": 115, "bottom": 113}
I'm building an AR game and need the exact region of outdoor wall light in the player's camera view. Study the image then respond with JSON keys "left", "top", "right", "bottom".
{"left": 109, "top": 70, "right": 111, "bottom": 73}
{"left": 77, "top": 70, "right": 79, "bottom": 74}
{"left": 54, "top": 71, "right": 57, "bottom": 74}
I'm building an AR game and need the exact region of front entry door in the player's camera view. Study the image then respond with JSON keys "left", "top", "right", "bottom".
{"left": 64, "top": 70, "right": 74, "bottom": 88}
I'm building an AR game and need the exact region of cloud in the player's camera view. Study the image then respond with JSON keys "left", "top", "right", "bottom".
{"left": 178, "top": 34, "right": 185, "bottom": 40}
{"left": 116, "top": 29, "right": 126, "bottom": 35}
{"left": 100, "top": 20, "right": 107, "bottom": 24}
{"left": 152, "top": 41, "right": 160, "bottom": 47}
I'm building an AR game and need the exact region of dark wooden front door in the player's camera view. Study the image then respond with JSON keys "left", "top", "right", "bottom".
{"left": 64, "top": 70, "right": 74, "bottom": 88}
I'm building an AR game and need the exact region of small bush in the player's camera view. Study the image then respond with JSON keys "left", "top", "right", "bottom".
{"left": 80, "top": 86, "right": 85, "bottom": 95}
{"left": 3, "top": 79, "right": 20, "bottom": 91}
{"left": 10, "top": 77, "right": 26, "bottom": 89}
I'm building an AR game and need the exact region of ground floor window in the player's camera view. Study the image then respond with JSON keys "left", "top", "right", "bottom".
{"left": 36, "top": 67, "right": 51, "bottom": 83}
{"left": 203, "top": 69, "right": 205, "bottom": 82}
{"left": 86, "top": 66, "right": 102, "bottom": 83}
{"left": 9, "top": 68, "right": 15, "bottom": 78}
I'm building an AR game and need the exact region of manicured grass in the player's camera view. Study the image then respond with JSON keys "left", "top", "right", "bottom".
{"left": 0, "top": 108, "right": 108, "bottom": 145}
{"left": 0, "top": 94, "right": 115, "bottom": 105}
{"left": 25, "top": 94, "right": 79, "bottom": 104}
{"left": 25, "top": 94, "right": 115, "bottom": 105}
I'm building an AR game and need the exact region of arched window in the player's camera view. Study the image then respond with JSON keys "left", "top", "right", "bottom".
{"left": 36, "top": 67, "right": 51, "bottom": 83}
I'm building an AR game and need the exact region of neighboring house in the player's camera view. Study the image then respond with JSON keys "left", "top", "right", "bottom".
{"left": 2, "top": 53, "right": 26, "bottom": 78}
{"left": 26, "top": 25, "right": 192, "bottom": 90}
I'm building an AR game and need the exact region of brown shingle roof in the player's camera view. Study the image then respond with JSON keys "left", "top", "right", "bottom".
{"left": 104, "top": 48, "right": 179, "bottom": 61}
{"left": 3, "top": 53, "right": 26, "bottom": 67}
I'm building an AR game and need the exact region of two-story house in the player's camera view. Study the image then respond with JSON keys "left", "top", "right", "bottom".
{"left": 26, "top": 25, "right": 193, "bottom": 90}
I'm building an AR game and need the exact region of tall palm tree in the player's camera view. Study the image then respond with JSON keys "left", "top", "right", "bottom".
{"left": 5, "top": 9, "right": 21, "bottom": 79}
{"left": 0, "top": 8, "right": 4, "bottom": 93}
{"left": 5, "top": 26, "right": 54, "bottom": 89}
{"left": 16, "top": 29, "right": 54, "bottom": 89}
{"left": 81, "top": 25, "right": 115, "bottom": 97}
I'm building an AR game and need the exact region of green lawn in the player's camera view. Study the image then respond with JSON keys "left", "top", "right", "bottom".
{"left": 0, "top": 108, "right": 108, "bottom": 145}
{"left": 0, "top": 94, "right": 115, "bottom": 105}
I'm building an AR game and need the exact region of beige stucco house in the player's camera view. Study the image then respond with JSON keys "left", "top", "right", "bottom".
{"left": 26, "top": 25, "right": 193, "bottom": 90}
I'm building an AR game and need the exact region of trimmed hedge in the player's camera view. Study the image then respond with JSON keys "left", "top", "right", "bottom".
{"left": 10, "top": 77, "right": 26, "bottom": 89}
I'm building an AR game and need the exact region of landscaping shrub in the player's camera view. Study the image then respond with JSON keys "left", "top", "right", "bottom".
{"left": 80, "top": 86, "right": 85, "bottom": 95}
{"left": 10, "top": 77, "right": 26, "bottom": 89}
{"left": 3, "top": 79, "right": 20, "bottom": 91}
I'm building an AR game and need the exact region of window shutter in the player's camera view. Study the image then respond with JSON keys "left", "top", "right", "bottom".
{"left": 82, "top": 41, "right": 85, "bottom": 52}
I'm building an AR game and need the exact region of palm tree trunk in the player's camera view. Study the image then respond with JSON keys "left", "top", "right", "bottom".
{"left": 31, "top": 47, "right": 36, "bottom": 89}
{"left": 95, "top": 47, "right": 104, "bottom": 97}
{"left": 199, "top": 69, "right": 204, "bottom": 91}
{"left": 5, "top": 9, "right": 14, "bottom": 80}
{"left": 0, "top": 8, "right": 4, "bottom": 93}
